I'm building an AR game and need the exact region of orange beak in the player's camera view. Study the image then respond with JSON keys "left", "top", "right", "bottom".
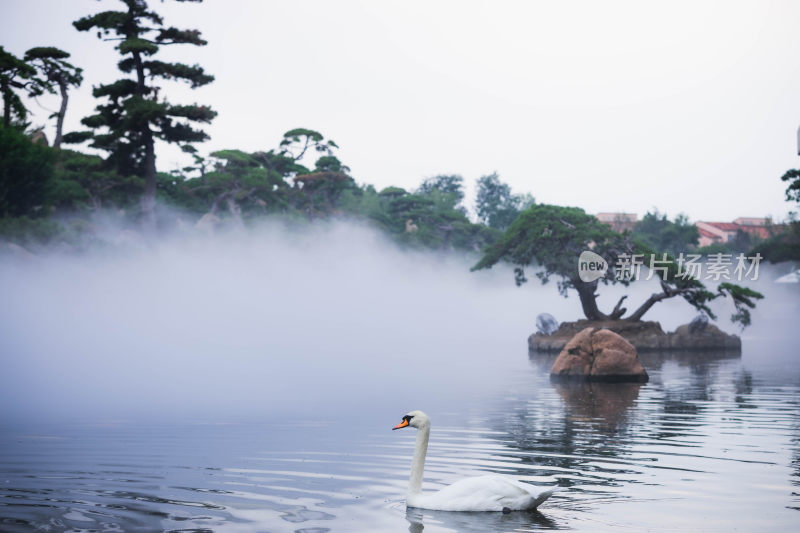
{"left": 392, "top": 419, "right": 409, "bottom": 430}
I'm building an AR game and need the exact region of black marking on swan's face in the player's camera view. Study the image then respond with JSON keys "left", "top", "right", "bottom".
{"left": 393, "top": 413, "right": 415, "bottom": 430}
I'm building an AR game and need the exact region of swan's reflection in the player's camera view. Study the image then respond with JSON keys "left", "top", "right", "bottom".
{"left": 405, "top": 505, "right": 559, "bottom": 532}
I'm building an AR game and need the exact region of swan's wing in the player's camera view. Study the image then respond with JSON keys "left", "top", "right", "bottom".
{"left": 500, "top": 477, "right": 557, "bottom": 509}
{"left": 526, "top": 486, "right": 557, "bottom": 509}
{"left": 409, "top": 475, "right": 555, "bottom": 512}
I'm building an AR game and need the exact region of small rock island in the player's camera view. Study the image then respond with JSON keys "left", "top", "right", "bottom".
{"left": 530, "top": 316, "right": 741, "bottom": 353}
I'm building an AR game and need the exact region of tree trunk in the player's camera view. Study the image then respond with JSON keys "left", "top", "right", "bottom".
{"left": 133, "top": 49, "right": 157, "bottom": 233}
{"left": 140, "top": 129, "right": 157, "bottom": 233}
{"left": 53, "top": 78, "right": 68, "bottom": 149}
{"left": 225, "top": 195, "right": 244, "bottom": 228}
{"left": 574, "top": 279, "right": 611, "bottom": 321}
{"left": 2, "top": 82, "right": 10, "bottom": 128}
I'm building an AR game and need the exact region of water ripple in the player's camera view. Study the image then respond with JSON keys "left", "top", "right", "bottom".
{"left": 1, "top": 353, "right": 799, "bottom": 531}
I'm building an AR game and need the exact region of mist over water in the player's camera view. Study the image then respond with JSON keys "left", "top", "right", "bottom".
{"left": 2, "top": 220, "right": 798, "bottom": 424}
{"left": 0, "top": 221, "right": 550, "bottom": 423}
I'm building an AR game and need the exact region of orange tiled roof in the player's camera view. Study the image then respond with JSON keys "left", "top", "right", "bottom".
{"left": 698, "top": 228, "right": 721, "bottom": 239}
{"left": 701, "top": 222, "right": 778, "bottom": 240}
{"left": 704, "top": 222, "right": 740, "bottom": 231}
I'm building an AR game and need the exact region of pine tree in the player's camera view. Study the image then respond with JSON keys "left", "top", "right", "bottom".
{"left": 0, "top": 46, "right": 40, "bottom": 128}
{"left": 68, "top": 0, "right": 216, "bottom": 231}
{"left": 24, "top": 47, "right": 83, "bottom": 148}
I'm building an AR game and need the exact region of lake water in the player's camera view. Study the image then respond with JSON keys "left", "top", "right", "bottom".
{"left": 1, "top": 341, "right": 798, "bottom": 532}
{"left": 1, "top": 228, "right": 798, "bottom": 532}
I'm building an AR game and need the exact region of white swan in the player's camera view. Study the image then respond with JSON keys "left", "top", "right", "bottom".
{"left": 392, "top": 410, "right": 556, "bottom": 512}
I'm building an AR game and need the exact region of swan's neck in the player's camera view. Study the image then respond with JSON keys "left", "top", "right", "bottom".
{"left": 409, "top": 423, "right": 429, "bottom": 495}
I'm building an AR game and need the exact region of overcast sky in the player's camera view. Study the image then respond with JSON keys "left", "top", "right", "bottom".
{"left": 3, "top": 0, "right": 800, "bottom": 222}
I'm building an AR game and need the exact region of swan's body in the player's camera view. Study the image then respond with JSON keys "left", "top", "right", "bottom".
{"left": 393, "top": 410, "right": 555, "bottom": 512}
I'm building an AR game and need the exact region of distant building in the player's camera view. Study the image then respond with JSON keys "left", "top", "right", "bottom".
{"left": 696, "top": 218, "right": 774, "bottom": 247}
{"left": 595, "top": 212, "right": 638, "bottom": 233}
{"left": 733, "top": 217, "right": 770, "bottom": 227}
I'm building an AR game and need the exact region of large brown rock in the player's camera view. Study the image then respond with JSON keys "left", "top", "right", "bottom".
{"left": 550, "top": 327, "right": 648, "bottom": 382}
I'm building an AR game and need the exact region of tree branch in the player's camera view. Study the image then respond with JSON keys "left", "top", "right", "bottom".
{"left": 609, "top": 295, "right": 628, "bottom": 319}
{"left": 625, "top": 282, "right": 694, "bottom": 322}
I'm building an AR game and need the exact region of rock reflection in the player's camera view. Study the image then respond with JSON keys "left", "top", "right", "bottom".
{"left": 405, "top": 505, "right": 559, "bottom": 533}
{"left": 552, "top": 381, "right": 642, "bottom": 433}
{"left": 638, "top": 349, "right": 739, "bottom": 373}
{"left": 491, "top": 348, "right": 754, "bottom": 497}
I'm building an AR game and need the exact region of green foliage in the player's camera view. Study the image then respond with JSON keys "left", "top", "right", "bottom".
{"left": 475, "top": 172, "right": 533, "bottom": 230}
{"left": 378, "top": 186, "right": 406, "bottom": 198}
{"left": 0, "top": 216, "right": 62, "bottom": 247}
{"left": 472, "top": 203, "right": 761, "bottom": 327}
{"left": 23, "top": 47, "right": 83, "bottom": 147}
{"left": 245, "top": 129, "right": 343, "bottom": 183}
{"left": 751, "top": 220, "right": 800, "bottom": 263}
{"left": 250, "top": 129, "right": 355, "bottom": 217}
{"left": 473, "top": 203, "right": 629, "bottom": 290}
{"left": 23, "top": 47, "right": 83, "bottom": 89}
{"left": 180, "top": 148, "right": 291, "bottom": 221}
{"left": 0, "top": 125, "right": 55, "bottom": 217}
{"left": 781, "top": 169, "right": 800, "bottom": 204}
{"left": 50, "top": 149, "right": 142, "bottom": 210}
{"left": 155, "top": 171, "right": 204, "bottom": 213}
{"left": 417, "top": 174, "right": 465, "bottom": 209}
{"left": 375, "top": 184, "right": 498, "bottom": 250}
{"left": 748, "top": 168, "right": 800, "bottom": 263}
{"left": 0, "top": 46, "right": 40, "bottom": 127}
{"left": 279, "top": 128, "right": 338, "bottom": 164}
{"left": 695, "top": 242, "right": 731, "bottom": 255}
{"left": 292, "top": 172, "right": 356, "bottom": 216}
{"left": 314, "top": 155, "right": 348, "bottom": 173}
{"left": 631, "top": 210, "right": 699, "bottom": 256}
{"left": 106, "top": 129, "right": 362, "bottom": 223}
{"left": 334, "top": 181, "right": 498, "bottom": 251}
{"left": 717, "top": 283, "right": 764, "bottom": 328}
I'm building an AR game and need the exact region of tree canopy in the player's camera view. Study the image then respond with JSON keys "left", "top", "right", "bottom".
{"left": 23, "top": 47, "right": 83, "bottom": 148}
{"left": 417, "top": 174, "right": 465, "bottom": 209}
{"left": 631, "top": 210, "right": 699, "bottom": 256}
{"left": 781, "top": 169, "right": 800, "bottom": 204}
{"left": 0, "top": 46, "right": 41, "bottom": 128}
{"left": 472, "top": 203, "right": 762, "bottom": 328}
{"left": 475, "top": 172, "right": 534, "bottom": 231}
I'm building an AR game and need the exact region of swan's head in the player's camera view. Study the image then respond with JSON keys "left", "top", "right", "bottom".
{"left": 392, "top": 410, "right": 429, "bottom": 430}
